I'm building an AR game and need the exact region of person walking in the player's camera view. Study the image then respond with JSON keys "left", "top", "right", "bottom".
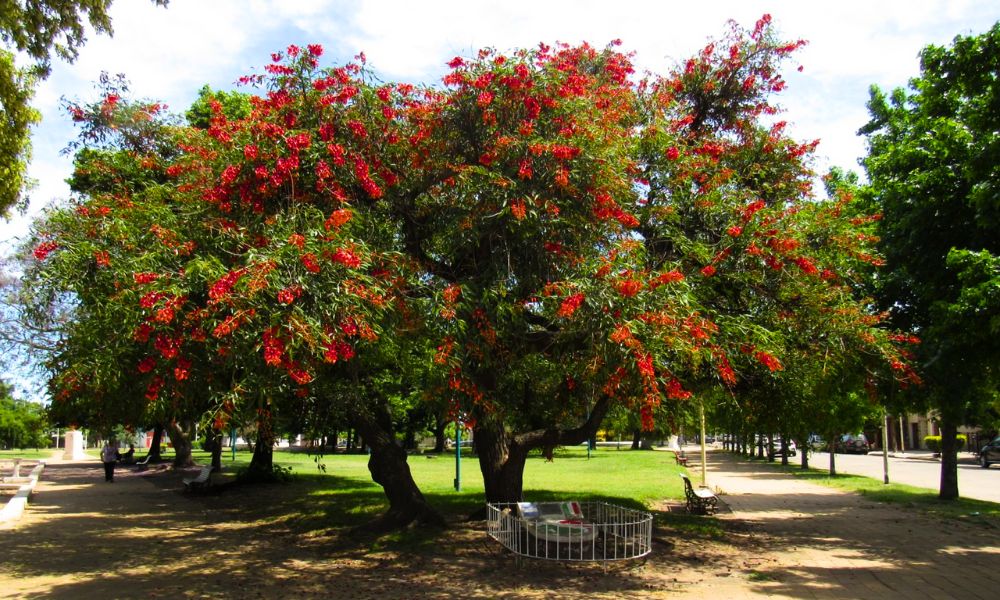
{"left": 101, "top": 441, "right": 118, "bottom": 483}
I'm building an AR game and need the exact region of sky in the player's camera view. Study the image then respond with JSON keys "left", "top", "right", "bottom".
{"left": 1, "top": 0, "right": 999, "bottom": 398}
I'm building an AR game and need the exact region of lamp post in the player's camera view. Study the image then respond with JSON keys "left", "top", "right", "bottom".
{"left": 454, "top": 419, "right": 462, "bottom": 492}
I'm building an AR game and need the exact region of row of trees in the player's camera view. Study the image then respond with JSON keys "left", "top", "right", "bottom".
{"left": 11, "top": 16, "right": 933, "bottom": 528}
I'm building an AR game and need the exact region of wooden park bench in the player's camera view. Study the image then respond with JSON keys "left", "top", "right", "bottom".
{"left": 673, "top": 452, "right": 689, "bottom": 467}
{"left": 679, "top": 473, "right": 718, "bottom": 515}
{"left": 134, "top": 455, "right": 153, "bottom": 472}
{"left": 183, "top": 465, "right": 212, "bottom": 492}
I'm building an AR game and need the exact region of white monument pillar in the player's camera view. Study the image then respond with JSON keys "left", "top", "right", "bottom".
{"left": 63, "top": 429, "right": 87, "bottom": 460}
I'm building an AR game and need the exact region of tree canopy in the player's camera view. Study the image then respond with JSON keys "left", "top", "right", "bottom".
{"left": 22, "top": 16, "right": 917, "bottom": 526}
{"left": 0, "top": 0, "right": 168, "bottom": 217}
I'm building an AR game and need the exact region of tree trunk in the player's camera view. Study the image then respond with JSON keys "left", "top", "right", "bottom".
{"left": 474, "top": 395, "right": 612, "bottom": 510}
{"left": 630, "top": 429, "right": 641, "bottom": 450}
{"left": 147, "top": 424, "right": 164, "bottom": 461}
{"left": 475, "top": 419, "right": 528, "bottom": 505}
{"left": 351, "top": 400, "right": 444, "bottom": 531}
{"left": 828, "top": 430, "right": 837, "bottom": 475}
{"left": 780, "top": 436, "right": 789, "bottom": 466}
{"left": 939, "top": 420, "right": 959, "bottom": 500}
{"left": 244, "top": 403, "right": 276, "bottom": 480}
{"left": 432, "top": 417, "right": 447, "bottom": 453}
{"left": 168, "top": 421, "right": 195, "bottom": 468}
{"left": 207, "top": 427, "right": 223, "bottom": 472}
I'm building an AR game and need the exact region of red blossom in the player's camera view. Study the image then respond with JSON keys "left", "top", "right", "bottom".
{"left": 340, "top": 317, "right": 359, "bottom": 337}
{"left": 665, "top": 146, "right": 680, "bottom": 160}
{"left": 727, "top": 226, "right": 743, "bottom": 237}
{"left": 137, "top": 356, "right": 156, "bottom": 373}
{"left": 174, "top": 357, "right": 191, "bottom": 381}
{"left": 145, "top": 376, "right": 163, "bottom": 401}
{"left": 324, "top": 208, "right": 352, "bottom": 230}
{"left": 664, "top": 377, "right": 692, "bottom": 400}
{"left": 133, "top": 272, "right": 159, "bottom": 284}
{"left": 701, "top": 265, "right": 717, "bottom": 277}
{"left": 614, "top": 278, "right": 643, "bottom": 297}
{"left": 301, "top": 253, "right": 321, "bottom": 273}
{"left": 556, "top": 293, "right": 585, "bottom": 318}
{"left": 755, "top": 351, "right": 783, "bottom": 372}
{"left": 518, "top": 159, "right": 533, "bottom": 180}
{"left": 154, "top": 334, "right": 180, "bottom": 360}
{"left": 510, "top": 199, "right": 526, "bottom": 220}
{"left": 442, "top": 285, "right": 462, "bottom": 304}
{"left": 650, "top": 270, "right": 684, "bottom": 288}
{"left": 717, "top": 356, "right": 736, "bottom": 386}
{"left": 287, "top": 362, "right": 313, "bottom": 385}
{"left": 262, "top": 327, "right": 285, "bottom": 366}
{"left": 133, "top": 324, "right": 153, "bottom": 343}
{"left": 33, "top": 241, "right": 58, "bottom": 261}
{"left": 277, "top": 286, "right": 302, "bottom": 305}
{"left": 331, "top": 248, "right": 361, "bottom": 269}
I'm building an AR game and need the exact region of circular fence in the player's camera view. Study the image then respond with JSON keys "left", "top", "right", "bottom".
{"left": 486, "top": 500, "right": 652, "bottom": 562}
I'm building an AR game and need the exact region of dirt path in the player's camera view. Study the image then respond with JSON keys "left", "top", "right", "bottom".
{"left": 2, "top": 451, "right": 999, "bottom": 599}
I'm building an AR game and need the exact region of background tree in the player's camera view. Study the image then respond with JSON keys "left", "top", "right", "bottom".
{"left": 861, "top": 22, "right": 1000, "bottom": 499}
{"left": 0, "top": 380, "right": 50, "bottom": 449}
{"left": 0, "top": 0, "right": 168, "bottom": 216}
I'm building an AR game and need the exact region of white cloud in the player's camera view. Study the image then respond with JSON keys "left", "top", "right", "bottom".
{"left": 4, "top": 0, "right": 999, "bottom": 240}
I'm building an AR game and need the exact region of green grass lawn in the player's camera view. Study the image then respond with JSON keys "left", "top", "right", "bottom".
{"left": 156, "top": 445, "right": 703, "bottom": 537}
{"left": 0, "top": 448, "right": 58, "bottom": 460}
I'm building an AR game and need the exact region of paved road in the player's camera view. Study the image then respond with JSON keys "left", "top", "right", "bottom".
{"left": 773, "top": 449, "right": 1000, "bottom": 503}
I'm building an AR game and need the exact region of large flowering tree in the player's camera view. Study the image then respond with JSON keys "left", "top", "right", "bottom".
{"left": 25, "top": 16, "right": 920, "bottom": 523}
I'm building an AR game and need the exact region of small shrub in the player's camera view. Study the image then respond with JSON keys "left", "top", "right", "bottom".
{"left": 923, "top": 435, "right": 966, "bottom": 453}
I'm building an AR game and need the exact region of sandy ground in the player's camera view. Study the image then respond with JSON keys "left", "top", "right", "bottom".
{"left": 2, "top": 451, "right": 999, "bottom": 599}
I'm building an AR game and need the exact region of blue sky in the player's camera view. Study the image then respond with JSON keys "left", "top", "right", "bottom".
{"left": 2, "top": 0, "right": 999, "bottom": 399}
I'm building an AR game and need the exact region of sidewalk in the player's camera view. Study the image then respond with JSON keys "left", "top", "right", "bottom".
{"left": 677, "top": 449, "right": 1000, "bottom": 599}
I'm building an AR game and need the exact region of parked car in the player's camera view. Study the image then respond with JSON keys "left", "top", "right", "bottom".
{"left": 979, "top": 436, "right": 1000, "bottom": 468}
{"left": 833, "top": 434, "right": 869, "bottom": 454}
{"left": 807, "top": 434, "right": 826, "bottom": 451}
{"left": 768, "top": 438, "right": 797, "bottom": 458}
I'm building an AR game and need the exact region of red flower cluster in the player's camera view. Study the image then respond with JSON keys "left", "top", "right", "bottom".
{"left": 33, "top": 241, "right": 58, "bottom": 261}
{"left": 174, "top": 357, "right": 191, "bottom": 381}
{"left": 208, "top": 269, "right": 246, "bottom": 303}
{"left": 614, "top": 277, "right": 643, "bottom": 297}
{"left": 262, "top": 328, "right": 285, "bottom": 366}
{"left": 323, "top": 339, "right": 355, "bottom": 363}
{"left": 301, "top": 253, "right": 321, "bottom": 273}
{"left": 556, "top": 293, "right": 585, "bottom": 318}
{"left": 324, "top": 208, "right": 353, "bottom": 230}
{"left": 277, "top": 286, "right": 302, "bottom": 305}
{"left": 755, "top": 350, "right": 783, "bottom": 372}
{"left": 331, "top": 248, "right": 361, "bottom": 269}
{"left": 137, "top": 356, "right": 156, "bottom": 373}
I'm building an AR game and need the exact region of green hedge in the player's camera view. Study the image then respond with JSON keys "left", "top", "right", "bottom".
{"left": 923, "top": 434, "right": 966, "bottom": 453}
